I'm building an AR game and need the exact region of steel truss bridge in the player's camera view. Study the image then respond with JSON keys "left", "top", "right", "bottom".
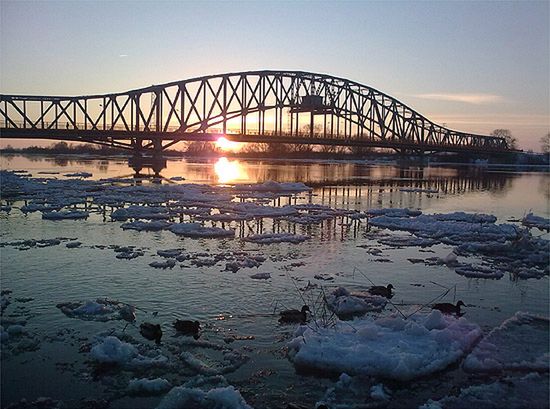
{"left": 0, "top": 70, "right": 510, "bottom": 157}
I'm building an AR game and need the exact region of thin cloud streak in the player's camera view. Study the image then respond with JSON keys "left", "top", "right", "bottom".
{"left": 414, "top": 93, "right": 504, "bottom": 105}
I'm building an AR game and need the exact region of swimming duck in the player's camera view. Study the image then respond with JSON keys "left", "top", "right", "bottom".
{"left": 279, "top": 305, "right": 310, "bottom": 324}
{"left": 139, "top": 322, "right": 162, "bottom": 344}
{"left": 432, "top": 300, "right": 465, "bottom": 315}
{"left": 367, "top": 284, "right": 394, "bottom": 298}
{"left": 173, "top": 319, "right": 201, "bottom": 339}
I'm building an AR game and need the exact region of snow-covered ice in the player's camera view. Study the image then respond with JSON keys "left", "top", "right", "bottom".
{"left": 157, "top": 385, "right": 252, "bottom": 409}
{"left": 91, "top": 336, "right": 138, "bottom": 364}
{"left": 522, "top": 212, "right": 550, "bottom": 231}
{"left": 325, "top": 287, "right": 387, "bottom": 318}
{"left": 128, "top": 378, "right": 172, "bottom": 395}
{"left": 170, "top": 223, "right": 235, "bottom": 238}
{"left": 288, "top": 310, "right": 482, "bottom": 380}
{"left": 463, "top": 312, "right": 549, "bottom": 373}
{"left": 420, "top": 372, "right": 549, "bottom": 409}
{"left": 121, "top": 220, "right": 172, "bottom": 231}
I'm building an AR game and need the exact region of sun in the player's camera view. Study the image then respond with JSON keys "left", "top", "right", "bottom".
{"left": 215, "top": 136, "right": 240, "bottom": 151}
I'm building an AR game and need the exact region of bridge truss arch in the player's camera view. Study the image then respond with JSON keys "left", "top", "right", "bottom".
{"left": 0, "top": 70, "right": 509, "bottom": 154}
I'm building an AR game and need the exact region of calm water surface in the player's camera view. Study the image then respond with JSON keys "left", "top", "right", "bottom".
{"left": 1, "top": 154, "right": 548, "bottom": 408}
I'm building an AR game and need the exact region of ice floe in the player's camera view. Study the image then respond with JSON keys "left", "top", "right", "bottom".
{"left": 243, "top": 233, "right": 310, "bottom": 244}
{"left": 317, "top": 373, "right": 390, "bottom": 408}
{"left": 463, "top": 312, "right": 549, "bottom": 374}
{"left": 112, "top": 205, "right": 170, "bottom": 221}
{"left": 149, "top": 259, "right": 176, "bottom": 269}
{"left": 250, "top": 272, "right": 271, "bottom": 280}
{"left": 288, "top": 310, "right": 482, "bottom": 380}
{"left": 64, "top": 172, "right": 92, "bottom": 178}
{"left": 325, "top": 287, "right": 387, "bottom": 318}
{"left": 420, "top": 372, "right": 549, "bottom": 409}
{"left": 91, "top": 336, "right": 138, "bottom": 364}
{"left": 367, "top": 208, "right": 422, "bottom": 217}
{"left": 128, "top": 378, "right": 172, "bottom": 395}
{"left": 522, "top": 212, "right": 550, "bottom": 231}
{"left": 170, "top": 223, "right": 235, "bottom": 238}
{"left": 455, "top": 264, "right": 505, "bottom": 279}
{"left": 57, "top": 299, "right": 134, "bottom": 321}
{"left": 157, "top": 384, "right": 252, "bottom": 409}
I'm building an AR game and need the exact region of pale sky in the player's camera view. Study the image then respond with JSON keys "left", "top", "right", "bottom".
{"left": 1, "top": 0, "right": 549, "bottom": 151}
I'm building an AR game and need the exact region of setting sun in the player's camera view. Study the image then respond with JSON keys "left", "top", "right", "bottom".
{"left": 216, "top": 136, "right": 240, "bottom": 152}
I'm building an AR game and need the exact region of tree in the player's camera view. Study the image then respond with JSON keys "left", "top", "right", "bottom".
{"left": 490, "top": 129, "right": 517, "bottom": 150}
{"left": 539, "top": 132, "right": 550, "bottom": 155}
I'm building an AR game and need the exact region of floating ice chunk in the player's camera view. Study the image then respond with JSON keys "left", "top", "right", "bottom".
{"left": 116, "top": 250, "right": 144, "bottom": 259}
{"left": 91, "top": 336, "right": 138, "bottom": 364}
{"left": 0, "top": 205, "right": 11, "bottom": 212}
{"left": 378, "top": 235, "right": 437, "bottom": 248}
{"left": 130, "top": 354, "right": 169, "bottom": 367}
{"left": 149, "top": 259, "right": 176, "bottom": 269}
{"left": 121, "top": 220, "right": 172, "bottom": 231}
{"left": 234, "top": 180, "right": 312, "bottom": 192}
{"left": 325, "top": 287, "right": 387, "bottom": 318}
{"left": 243, "top": 233, "right": 310, "bottom": 244}
{"left": 463, "top": 312, "right": 549, "bottom": 373}
{"left": 522, "top": 213, "right": 550, "bottom": 231}
{"left": 370, "top": 213, "right": 518, "bottom": 245}
{"left": 367, "top": 208, "right": 422, "bottom": 217}
{"left": 432, "top": 212, "right": 497, "bottom": 224}
{"left": 170, "top": 176, "right": 185, "bottom": 181}
{"left": 180, "top": 350, "right": 249, "bottom": 376}
{"left": 112, "top": 205, "right": 169, "bottom": 221}
{"left": 317, "top": 372, "right": 390, "bottom": 408}
{"left": 250, "top": 272, "right": 271, "bottom": 280}
{"left": 64, "top": 172, "right": 92, "bottom": 178}
{"left": 170, "top": 223, "right": 234, "bottom": 238}
{"left": 128, "top": 378, "right": 172, "bottom": 395}
{"left": 157, "top": 385, "right": 252, "bottom": 409}
{"left": 157, "top": 249, "right": 183, "bottom": 258}
{"left": 66, "top": 241, "right": 82, "bottom": 248}
{"left": 72, "top": 300, "right": 114, "bottom": 315}
{"left": 455, "top": 264, "right": 505, "bottom": 279}
{"left": 288, "top": 310, "right": 482, "bottom": 381}
{"left": 42, "top": 210, "right": 89, "bottom": 220}
{"left": 370, "top": 383, "right": 391, "bottom": 401}
{"left": 420, "top": 372, "right": 549, "bottom": 409}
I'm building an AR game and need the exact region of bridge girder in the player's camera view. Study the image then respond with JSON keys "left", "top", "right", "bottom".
{"left": 0, "top": 70, "right": 511, "bottom": 154}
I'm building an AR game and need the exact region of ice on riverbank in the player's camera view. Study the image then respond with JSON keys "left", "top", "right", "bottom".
{"left": 288, "top": 310, "right": 482, "bottom": 381}
{"left": 420, "top": 372, "right": 549, "bottom": 409}
{"left": 463, "top": 312, "right": 549, "bottom": 373}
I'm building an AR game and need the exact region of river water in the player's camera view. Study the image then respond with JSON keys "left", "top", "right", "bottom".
{"left": 0, "top": 154, "right": 548, "bottom": 409}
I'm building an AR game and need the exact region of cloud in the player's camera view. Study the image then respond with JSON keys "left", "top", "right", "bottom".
{"left": 414, "top": 93, "right": 504, "bottom": 105}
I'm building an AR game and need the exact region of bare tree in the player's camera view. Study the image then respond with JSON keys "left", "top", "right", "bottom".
{"left": 539, "top": 132, "right": 550, "bottom": 155}
{"left": 490, "top": 129, "right": 517, "bottom": 150}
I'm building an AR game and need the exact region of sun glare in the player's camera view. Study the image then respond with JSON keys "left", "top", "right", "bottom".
{"left": 214, "top": 157, "right": 248, "bottom": 183}
{"left": 216, "top": 136, "right": 240, "bottom": 152}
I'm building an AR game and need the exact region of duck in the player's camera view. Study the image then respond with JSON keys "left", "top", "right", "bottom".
{"left": 173, "top": 319, "right": 201, "bottom": 339}
{"left": 279, "top": 305, "right": 310, "bottom": 324}
{"left": 139, "top": 322, "right": 162, "bottom": 344}
{"left": 119, "top": 305, "right": 136, "bottom": 331}
{"left": 432, "top": 300, "right": 465, "bottom": 315}
{"left": 367, "top": 284, "right": 394, "bottom": 298}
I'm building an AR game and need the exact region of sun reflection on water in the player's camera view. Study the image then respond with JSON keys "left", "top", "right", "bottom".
{"left": 214, "top": 157, "right": 248, "bottom": 183}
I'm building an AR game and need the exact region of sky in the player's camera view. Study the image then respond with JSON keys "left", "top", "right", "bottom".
{"left": 1, "top": 0, "right": 549, "bottom": 151}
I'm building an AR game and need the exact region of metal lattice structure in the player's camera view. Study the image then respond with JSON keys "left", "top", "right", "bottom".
{"left": 0, "top": 70, "right": 510, "bottom": 154}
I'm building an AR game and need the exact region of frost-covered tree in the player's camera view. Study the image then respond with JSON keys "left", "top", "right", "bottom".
{"left": 490, "top": 129, "right": 517, "bottom": 150}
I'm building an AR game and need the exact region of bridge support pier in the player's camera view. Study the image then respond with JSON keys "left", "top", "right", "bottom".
{"left": 128, "top": 138, "right": 167, "bottom": 179}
